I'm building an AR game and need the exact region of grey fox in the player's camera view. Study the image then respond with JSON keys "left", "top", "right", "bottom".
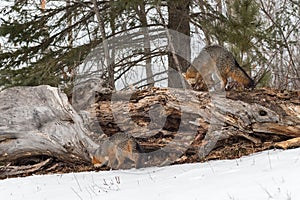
{"left": 91, "top": 132, "right": 143, "bottom": 169}
{"left": 184, "top": 65, "right": 208, "bottom": 91}
{"left": 184, "top": 45, "right": 255, "bottom": 90}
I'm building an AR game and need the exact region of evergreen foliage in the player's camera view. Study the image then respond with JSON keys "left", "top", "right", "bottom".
{"left": 0, "top": 1, "right": 101, "bottom": 88}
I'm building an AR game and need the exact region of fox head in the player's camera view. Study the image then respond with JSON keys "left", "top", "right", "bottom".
{"left": 91, "top": 141, "right": 113, "bottom": 167}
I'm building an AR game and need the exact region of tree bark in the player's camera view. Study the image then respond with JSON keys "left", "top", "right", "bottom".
{"left": 92, "top": 0, "right": 115, "bottom": 89}
{"left": 135, "top": 2, "right": 155, "bottom": 87}
{"left": 167, "top": 0, "right": 191, "bottom": 88}
{"left": 92, "top": 88, "right": 299, "bottom": 139}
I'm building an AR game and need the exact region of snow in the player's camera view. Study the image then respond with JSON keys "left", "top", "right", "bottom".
{"left": 1, "top": 148, "right": 300, "bottom": 200}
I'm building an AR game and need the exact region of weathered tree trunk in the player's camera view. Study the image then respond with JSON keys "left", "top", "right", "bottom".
{"left": 0, "top": 86, "right": 98, "bottom": 168}
{"left": 167, "top": 0, "right": 191, "bottom": 88}
{"left": 0, "top": 85, "right": 299, "bottom": 177}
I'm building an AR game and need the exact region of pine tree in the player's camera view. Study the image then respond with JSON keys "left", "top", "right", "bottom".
{"left": 0, "top": 1, "right": 101, "bottom": 88}
{"left": 214, "top": 0, "right": 266, "bottom": 76}
{"left": 167, "top": 0, "right": 191, "bottom": 88}
{"left": 0, "top": 1, "right": 166, "bottom": 90}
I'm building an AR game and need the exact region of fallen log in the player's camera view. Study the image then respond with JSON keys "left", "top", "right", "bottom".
{"left": 90, "top": 87, "right": 299, "bottom": 165}
{"left": 0, "top": 85, "right": 299, "bottom": 176}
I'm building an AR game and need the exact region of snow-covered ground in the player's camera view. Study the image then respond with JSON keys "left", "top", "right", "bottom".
{"left": 1, "top": 148, "right": 300, "bottom": 200}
